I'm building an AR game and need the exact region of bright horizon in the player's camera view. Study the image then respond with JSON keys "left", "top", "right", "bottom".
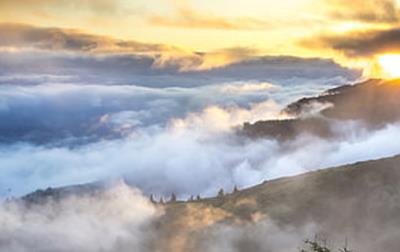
{"left": 2, "top": 0, "right": 400, "bottom": 77}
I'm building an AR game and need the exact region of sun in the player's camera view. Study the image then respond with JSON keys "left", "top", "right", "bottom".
{"left": 378, "top": 54, "right": 400, "bottom": 78}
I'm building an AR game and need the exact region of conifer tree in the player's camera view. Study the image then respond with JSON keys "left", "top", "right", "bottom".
{"left": 170, "top": 193, "right": 177, "bottom": 203}
{"left": 218, "top": 188, "right": 224, "bottom": 197}
{"left": 149, "top": 194, "right": 156, "bottom": 203}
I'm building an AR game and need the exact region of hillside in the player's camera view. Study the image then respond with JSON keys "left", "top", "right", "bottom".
{"left": 152, "top": 155, "right": 400, "bottom": 251}
{"left": 242, "top": 78, "right": 400, "bottom": 139}
{"left": 21, "top": 155, "right": 400, "bottom": 252}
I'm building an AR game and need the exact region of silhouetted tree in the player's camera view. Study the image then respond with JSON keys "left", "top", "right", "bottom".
{"left": 196, "top": 194, "right": 201, "bottom": 201}
{"left": 149, "top": 194, "right": 156, "bottom": 204}
{"left": 300, "top": 239, "right": 330, "bottom": 252}
{"left": 170, "top": 193, "right": 177, "bottom": 203}
{"left": 233, "top": 185, "right": 239, "bottom": 193}
{"left": 339, "top": 239, "right": 351, "bottom": 252}
{"left": 300, "top": 239, "right": 352, "bottom": 252}
{"left": 188, "top": 195, "right": 194, "bottom": 201}
{"left": 218, "top": 188, "right": 224, "bottom": 197}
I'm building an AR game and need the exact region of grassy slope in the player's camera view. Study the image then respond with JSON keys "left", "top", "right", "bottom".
{"left": 20, "top": 154, "right": 400, "bottom": 251}
{"left": 242, "top": 79, "right": 400, "bottom": 139}
{"left": 157, "top": 155, "right": 400, "bottom": 251}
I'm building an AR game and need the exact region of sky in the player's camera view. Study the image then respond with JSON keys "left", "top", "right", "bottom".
{"left": 1, "top": 0, "right": 400, "bottom": 76}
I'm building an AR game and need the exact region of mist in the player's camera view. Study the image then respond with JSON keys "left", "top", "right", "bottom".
{"left": 0, "top": 183, "right": 159, "bottom": 252}
{"left": 2, "top": 98, "right": 400, "bottom": 198}
{"left": 0, "top": 81, "right": 332, "bottom": 144}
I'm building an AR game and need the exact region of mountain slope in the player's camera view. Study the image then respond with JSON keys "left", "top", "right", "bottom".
{"left": 242, "top": 78, "right": 400, "bottom": 139}
{"left": 156, "top": 155, "right": 400, "bottom": 251}
{"left": 21, "top": 155, "right": 400, "bottom": 251}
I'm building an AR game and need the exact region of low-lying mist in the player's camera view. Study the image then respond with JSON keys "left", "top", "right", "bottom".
{"left": 0, "top": 183, "right": 159, "bottom": 252}
{"left": 2, "top": 100, "right": 400, "bottom": 199}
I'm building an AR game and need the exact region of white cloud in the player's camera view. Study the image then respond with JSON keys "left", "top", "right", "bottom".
{"left": 219, "top": 82, "right": 278, "bottom": 94}
{"left": 0, "top": 183, "right": 159, "bottom": 252}
{"left": 1, "top": 99, "right": 400, "bottom": 199}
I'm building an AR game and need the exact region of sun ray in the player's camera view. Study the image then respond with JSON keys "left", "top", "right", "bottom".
{"left": 378, "top": 54, "right": 400, "bottom": 78}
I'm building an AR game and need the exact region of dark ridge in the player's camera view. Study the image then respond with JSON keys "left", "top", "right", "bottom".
{"left": 241, "top": 78, "right": 400, "bottom": 140}
{"left": 147, "top": 154, "right": 400, "bottom": 252}
{"left": 21, "top": 182, "right": 104, "bottom": 205}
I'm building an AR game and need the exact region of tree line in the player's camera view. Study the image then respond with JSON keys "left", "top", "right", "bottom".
{"left": 149, "top": 185, "right": 240, "bottom": 204}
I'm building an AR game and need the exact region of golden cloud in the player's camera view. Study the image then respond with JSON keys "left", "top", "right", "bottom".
{"left": 0, "top": 23, "right": 262, "bottom": 71}
{"left": 153, "top": 47, "right": 259, "bottom": 71}
{"left": 148, "top": 0, "right": 271, "bottom": 30}
{"left": 307, "top": 27, "right": 400, "bottom": 57}
{"left": 0, "top": 23, "right": 174, "bottom": 54}
{"left": 324, "top": 0, "right": 399, "bottom": 23}
{"left": 0, "top": 0, "right": 130, "bottom": 16}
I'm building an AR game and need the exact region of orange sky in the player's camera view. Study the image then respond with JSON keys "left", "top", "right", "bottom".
{"left": 1, "top": 0, "right": 400, "bottom": 76}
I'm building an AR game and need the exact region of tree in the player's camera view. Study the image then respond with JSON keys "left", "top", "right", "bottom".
{"left": 170, "top": 193, "right": 177, "bottom": 203}
{"left": 196, "top": 194, "right": 201, "bottom": 201}
{"left": 300, "top": 240, "right": 331, "bottom": 252}
{"left": 149, "top": 194, "right": 156, "bottom": 204}
{"left": 188, "top": 195, "right": 194, "bottom": 201}
{"left": 300, "top": 239, "right": 351, "bottom": 252}
{"left": 233, "top": 185, "right": 239, "bottom": 193}
{"left": 218, "top": 188, "right": 224, "bottom": 197}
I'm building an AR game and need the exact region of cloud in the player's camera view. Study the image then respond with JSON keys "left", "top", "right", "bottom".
{"left": 0, "top": 23, "right": 173, "bottom": 54}
{"left": 148, "top": 1, "right": 271, "bottom": 30}
{"left": 0, "top": 39, "right": 363, "bottom": 199}
{"left": 0, "top": 23, "right": 256, "bottom": 71}
{"left": 0, "top": 23, "right": 364, "bottom": 73}
{"left": 219, "top": 82, "right": 277, "bottom": 94}
{"left": 1, "top": 112, "right": 400, "bottom": 252}
{"left": 0, "top": 182, "right": 159, "bottom": 252}
{"left": 311, "top": 27, "right": 400, "bottom": 57}
{"left": 153, "top": 47, "right": 260, "bottom": 71}
{"left": 0, "top": 0, "right": 137, "bottom": 17}
{"left": 0, "top": 78, "right": 349, "bottom": 145}
{"left": 0, "top": 23, "right": 262, "bottom": 71}
{"left": 324, "top": 0, "right": 399, "bottom": 23}
{"left": 2, "top": 143, "right": 399, "bottom": 252}
{"left": 2, "top": 98, "right": 400, "bottom": 199}
{"left": 0, "top": 49, "right": 359, "bottom": 87}
{"left": 190, "top": 221, "right": 316, "bottom": 252}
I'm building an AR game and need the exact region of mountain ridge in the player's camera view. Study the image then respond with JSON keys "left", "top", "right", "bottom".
{"left": 242, "top": 78, "right": 400, "bottom": 139}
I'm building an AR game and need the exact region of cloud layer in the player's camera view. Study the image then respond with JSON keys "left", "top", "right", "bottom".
{"left": 148, "top": 0, "right": 271, "bottom": 30}
{"left": 0, "top": 23, "right": 174, "bottom": 54}
{"left": 314, "top": 27, "right": 400, "bottom": 57}
{"left": 0, "top": 23, "right": 365, "bottom": 73}
{"left": 0, "top": 78, "right": 350, "bottom": 145}
{"left": 2, "top": 101, "right": 400, "bottom": 199}
{"left": 0, "top": 183, "right": 158, "bottom": 252}
{"left": 324, "top": 0, "right": 399, "bottom": 23}
{"left": 0, "top": 51, "right": 378, "bottom": 199}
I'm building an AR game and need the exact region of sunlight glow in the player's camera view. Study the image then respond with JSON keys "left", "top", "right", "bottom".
{"left": 378, "top": 54, "right": 400, "bottom": 78}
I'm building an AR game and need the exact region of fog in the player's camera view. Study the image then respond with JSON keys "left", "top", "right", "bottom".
{"left": 2, "top": 99, "right": 400, "bottom": 198}
{"left": 0, "top": 183, "right": 159, "bottom": 252}
{"left": 0, "top": 80, "right": 341, "bottom": 144}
